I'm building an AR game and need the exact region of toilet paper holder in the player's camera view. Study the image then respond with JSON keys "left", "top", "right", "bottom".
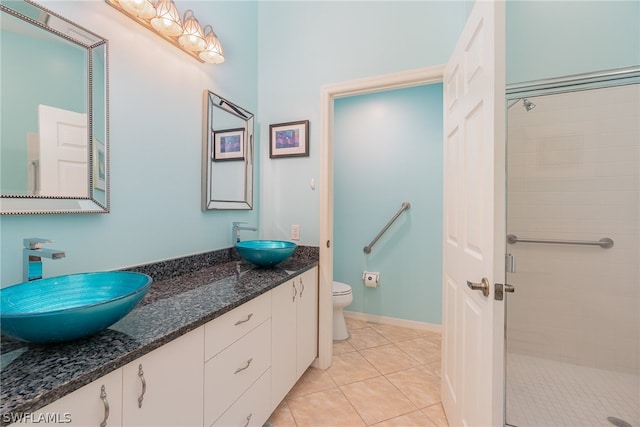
{"left": 362, "top": 271, "right": 380, "bottom": 287}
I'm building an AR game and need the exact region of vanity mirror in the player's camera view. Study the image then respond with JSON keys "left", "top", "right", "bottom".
{"left": 202, "top": 91, "right": 254, "bottom": 210}
{"left": 0, "top": 0, "right": 109, "bottom": 214}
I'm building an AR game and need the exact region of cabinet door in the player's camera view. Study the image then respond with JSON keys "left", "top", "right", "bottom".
{"left": 270, "top": 278, "right": 297, "bottom": 409}
{"left": 213, "top": 369, "right": 271, "bottom": 427}
{"left": 122, "top": 327, "right": 204, "bottom": 427}
{"left": 9, "top": 369, "right": 122, "bottom": 427}
{"left": 296, "top": 267, "right": 318, "bottom": 376}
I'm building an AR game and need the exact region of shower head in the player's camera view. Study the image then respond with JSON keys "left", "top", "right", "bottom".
{"left": 522, "top": 98, "right": 536, "bottom": 111}
{"left": 507, "top": 97, "right": 536, "bottom": 111}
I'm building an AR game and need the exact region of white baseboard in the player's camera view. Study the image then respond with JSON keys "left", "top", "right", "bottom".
{"left": 344, "top": 311, "right": 442, "bottom": 334}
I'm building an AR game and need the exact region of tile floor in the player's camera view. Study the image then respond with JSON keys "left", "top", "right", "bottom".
{"left": 267, "top": 317, "right": 449, "bottom": 427}
{"left": 506, "top": 352, "right": 640, "bottom": 427}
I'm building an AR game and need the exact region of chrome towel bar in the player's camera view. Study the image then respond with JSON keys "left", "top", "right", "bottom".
{"left": 507, "top": 234, "right": 614, "bottom": 249}
{"left": 364, "top": 202, "right": 410, "bottom": 254}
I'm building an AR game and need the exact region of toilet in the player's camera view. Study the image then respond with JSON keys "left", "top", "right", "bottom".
{"left": 332, "top": 281, "right": 353, "bottom": 340}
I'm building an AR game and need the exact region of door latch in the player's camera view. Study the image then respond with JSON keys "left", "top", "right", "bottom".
{"left": 495, "top": 283, "right": 515, "bottom": 301}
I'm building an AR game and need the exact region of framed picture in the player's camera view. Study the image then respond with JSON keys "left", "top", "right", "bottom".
{"left": 269, "top": 120, "right": 309, "bottom": 158}
{"left": 213, "top": 128, "right": 245, "bottom": 161}
{"left": 93, "top": 139, "right": 106, "bottom": 191}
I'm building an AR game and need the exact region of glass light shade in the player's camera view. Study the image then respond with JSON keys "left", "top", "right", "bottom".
{"left": 150, "top": 0, "right": 182, "bottom": 37}
{"left": 199, "top": 26, "right": 225, "bottom": 64}
{"left": 118, "top": 0, "right": 156, "bottom": 19}
{"left": 178, "top": 10, "right": 206, "bottom": 51}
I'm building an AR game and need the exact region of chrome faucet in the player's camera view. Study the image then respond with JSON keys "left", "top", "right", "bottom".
{"left": 232, "top": 222, "right": 257, "bottom": 243}
{"left": 23, "top": 238, "right": 66, "bottom": 281}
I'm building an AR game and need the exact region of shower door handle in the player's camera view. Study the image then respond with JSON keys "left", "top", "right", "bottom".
{"left": 467, "top": 278, "right": 490, "bottom": 297}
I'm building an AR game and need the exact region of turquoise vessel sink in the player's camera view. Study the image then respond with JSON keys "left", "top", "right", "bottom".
{"left": 0, "top": 271, "right": 152, "bottom": 344}
{"left": 235, "top": 240, "right": 297, "bottom": 267}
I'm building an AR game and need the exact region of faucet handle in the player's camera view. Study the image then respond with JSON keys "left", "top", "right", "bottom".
{"left": 24, "top": 238, "right": 52, "bottom": 250}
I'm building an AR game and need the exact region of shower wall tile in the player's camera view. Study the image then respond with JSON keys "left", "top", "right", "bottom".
{"left": 506, "top": 84, "right": 639, "bottom": 374}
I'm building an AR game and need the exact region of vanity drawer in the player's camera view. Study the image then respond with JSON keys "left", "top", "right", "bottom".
{"left": 204, "top": 319, "right": 271, "bottom": 426}
{"left": 204, "top": 291, "right": 271, "bottom": 361}
{"left": 212, "top": 368, "right": 271, "bottom": 427}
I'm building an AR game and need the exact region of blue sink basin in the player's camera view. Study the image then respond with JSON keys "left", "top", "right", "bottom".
{"left": 235, "top": 240, "right": 297, "bottom": 267}
{"left": 0, "top": 271, "right": 152, "bottom": 344}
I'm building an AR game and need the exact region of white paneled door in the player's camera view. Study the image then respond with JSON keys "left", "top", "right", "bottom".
{"left": 441, "top": 1, "right": 506, "bottom": 426}
{"left": 38, "top": 104, "right": 88, "bottom": 197}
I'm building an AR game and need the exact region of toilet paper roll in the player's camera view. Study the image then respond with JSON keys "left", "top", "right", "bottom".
{"left": 364, "top": 273, "right": 379, "bottom": 288}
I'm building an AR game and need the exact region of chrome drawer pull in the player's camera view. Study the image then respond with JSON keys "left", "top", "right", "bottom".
{"left": 100, "top": 385, "right": 109, "bottom": 427}
{"left": 243, "top": 413, "right": 253, "bottom": 427}
{"left": 299, "top": 278, "right": 305, "bottom": 297}
{"left": 292, "top": 282, "right": 297, "bottom": 302}
{"left": 137, "top": 364, "right": 147, "bottom": 408}
{"left": 234, "top": 358, "right": 253, "bottom": 374}
{"left": 235, "top": 313, "right": 253, "bottom": 326}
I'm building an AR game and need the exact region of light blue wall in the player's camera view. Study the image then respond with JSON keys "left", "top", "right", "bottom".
{"left": 257, "top": 0, "right": 639, "bottom": 325}
{"left": 334, "top": 84, "right": 443, "bottom": 324}
{"left": 506, "top": 0, "right": 640, "bottom": 84}
{"left": 0, "top": 1, "right": 259, "bottom": 286}
{"left": 3, "top": 0, "right": 636, "bottom": 327}
{"left": 257, "top": 1, "right": 467, "bottom": 245}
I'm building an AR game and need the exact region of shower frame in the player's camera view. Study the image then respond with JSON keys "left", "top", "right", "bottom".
{"left": 503, "top": 64, "right": 640, "bottom": 427}
{"left": 506, "top": 65, "right": 640, "bottom": 100}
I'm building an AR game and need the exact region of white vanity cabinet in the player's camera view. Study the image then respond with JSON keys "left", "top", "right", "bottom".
{"left": 271, "top": 267, "right": 318, "bottom": 409}
{"left": 122, "top": 327, "right": 204, "bottom": 427}
{"left": 8, "top": 266, "right": 319, "bottom": 427}
{"left": 203, "top": 291, "right": 272, "bottom": 427}
{"left": 9, "top": 369, "right": 123, "bottom": 427}
{"left": 9, "top": 328, "right": 203, "bottom": 427}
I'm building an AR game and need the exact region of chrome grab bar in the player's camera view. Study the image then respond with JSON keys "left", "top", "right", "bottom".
{"left": 364, "top": 202, "right": 410, "bottom": 254}
{"left": 507, "top": 234, "right": 614, "bottom": 249}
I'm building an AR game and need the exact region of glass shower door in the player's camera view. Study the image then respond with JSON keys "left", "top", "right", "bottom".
{"left": 505, "top": 83, "right": 640, "bottom": 427}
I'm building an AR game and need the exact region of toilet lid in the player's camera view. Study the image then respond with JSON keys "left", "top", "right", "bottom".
{"left": 332, "top": 281, "right": 352, "bottom": 296}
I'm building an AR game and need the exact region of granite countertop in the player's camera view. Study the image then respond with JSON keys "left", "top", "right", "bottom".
{"left": 0, "top": 246, "right": 319, "bottom": 424}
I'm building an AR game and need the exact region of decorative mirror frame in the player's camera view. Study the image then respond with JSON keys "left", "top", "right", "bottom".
{"left": 202, "top": 91, "right": 254, "bottom": 210}
{"left": 0, "top": 0, "right": 110, "bottom": 215}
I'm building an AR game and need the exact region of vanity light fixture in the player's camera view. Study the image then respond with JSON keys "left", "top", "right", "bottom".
{"left": 178, "top": 9, "right": 206, "bottom": 51}
{"left": 200, "top": 25, "right": 225, "bottom": 64}
{"left": 150, "top": 0, "right": 182, "bottom": 37}
{"left": 118, "top": 0, "right": 155, "bottom": 19}
{"left": 105, "top": 0, "right": 225, "bottom": 64}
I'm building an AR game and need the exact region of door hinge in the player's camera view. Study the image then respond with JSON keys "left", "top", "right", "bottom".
{"left": 506, "top": 253, "right": 516, "bottom": 274}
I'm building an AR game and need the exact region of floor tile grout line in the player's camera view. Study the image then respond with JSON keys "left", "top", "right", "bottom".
{"left": 349, "top": 334, "right": 432, "bottom": 426}
{"left": 277, "top": 321, "right": 446, "bottom": 427}
{"left": 336, "top": 380, "right": 384, "bottom": 426}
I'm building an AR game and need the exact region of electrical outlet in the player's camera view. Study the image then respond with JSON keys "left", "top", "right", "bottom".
{"left": 291, "top": 224, "right": 300, "bottom": 241}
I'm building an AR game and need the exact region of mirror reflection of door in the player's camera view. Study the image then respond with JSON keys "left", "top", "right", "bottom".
{"left": 34, "top": 104, "right": 88, "bottom": 197}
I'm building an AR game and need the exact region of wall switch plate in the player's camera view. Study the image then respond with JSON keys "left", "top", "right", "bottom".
{"left": 291, "top": 224, "right": 300, "bottom": 240}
